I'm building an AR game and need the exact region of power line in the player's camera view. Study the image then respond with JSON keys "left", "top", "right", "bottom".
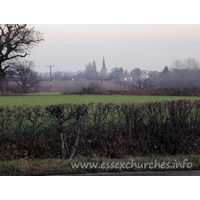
{"left": 46, "top": 65, "right": 55, "bottom": 93}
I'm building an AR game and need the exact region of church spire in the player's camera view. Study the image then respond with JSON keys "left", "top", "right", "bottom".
{"left": 101, "top": 55, "right": 107, "bottom": 78}
{"left": 102, "top": 56, "right": 106, "bottom": 69}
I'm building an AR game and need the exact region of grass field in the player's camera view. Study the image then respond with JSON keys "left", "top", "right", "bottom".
{"left": 1, "top": 92, "right": 200, "bottom": 106}
{"left": 1, "top": 92, "right": 200, "bottom": 175}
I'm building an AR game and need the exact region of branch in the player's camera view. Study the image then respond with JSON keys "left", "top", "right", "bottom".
{"left": 69, "top": 123, "right": 81, "bottom": 160}
{"left": 6, "top": 53, "right": 27, "bottom": 61}
{"left": 3, "top": 65, "right": 9, "bottom": 71}
{"left": 0, "top": 24, "right": 44, "bottom": 65}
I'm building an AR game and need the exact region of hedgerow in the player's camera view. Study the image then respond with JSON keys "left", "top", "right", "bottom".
{"left": 0, "top": 100, "right": 200, "bottom": 161}
{"left": 62, "top": 88, "right": 200, "bottom": 96}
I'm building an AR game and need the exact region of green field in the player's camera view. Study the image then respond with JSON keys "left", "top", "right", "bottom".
{"left": 1, "top": 92, "right": 200, "bottom": 106}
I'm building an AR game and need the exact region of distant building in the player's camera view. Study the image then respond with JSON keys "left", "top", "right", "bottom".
{"left": 140, "top": 70, "right": 150, "bottom": 80}
{"left": 148, "top": 70, "right": 159, "bottom": 78}
{"left": 140, "top": 70, "right": 159, "bottom": 80}
{"left": 100, "top": 56, "right": 107, "bottom": 79}
{"left": 119, "top": 75, "right": 133, "bottom": 81}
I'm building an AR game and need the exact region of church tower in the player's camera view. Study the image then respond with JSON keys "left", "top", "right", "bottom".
{"left": 101, "top": 56, "right": 107, "bottom": 79}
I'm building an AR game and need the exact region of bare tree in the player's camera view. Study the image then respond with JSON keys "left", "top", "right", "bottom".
{"left": 109, "top": 67, "right": 124, "bottom": 80}
{"left": 84, "top": 61, "right": 98, "bottom": 80}
{"left": 184, "top": 58, "right": 200, "bottom": 70}
{"left": 170, "top": 60, "right": 184, "bottom": 70}
{"left": 130, "top": 68, "right": 141, "bottom": 80}
{"left": 137, "top": 78, "right": 153, "bottom": 89}
{"left": 7, "top": 60, "right": 41, "bottom": 93}
{"left": 171, "top": 58, "right": 200, "bottom": 71}
{"left": 53, "top": 71, "right": 62, "bottom": 80}
{"left": 0, "top": 24, "right": 44, "bottom": 94}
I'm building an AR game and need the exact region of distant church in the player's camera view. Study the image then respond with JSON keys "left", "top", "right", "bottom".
{"left": 100, "top": 56, "right": 107, "bottom": 79}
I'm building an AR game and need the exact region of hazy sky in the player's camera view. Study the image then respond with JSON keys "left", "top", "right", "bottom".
{"left": 28, "top": 24, "right": 200, "bottom": 73}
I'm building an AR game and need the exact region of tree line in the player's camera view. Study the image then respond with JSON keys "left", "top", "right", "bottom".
{"left": 1, "top": 24, "right": 200, "bottom": 94}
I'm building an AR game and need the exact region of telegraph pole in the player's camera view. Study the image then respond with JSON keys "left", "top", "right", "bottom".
{"left": 47, "top": 65, "right": 55, "bottom": 93}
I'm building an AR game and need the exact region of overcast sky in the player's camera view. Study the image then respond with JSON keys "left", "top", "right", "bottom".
{"left": 27, "top": 24, "right": 200, "bottom": 74}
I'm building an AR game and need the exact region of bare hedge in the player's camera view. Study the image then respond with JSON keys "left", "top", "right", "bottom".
{"left": 0, "top": 100, "right": 200, "bottom": 160}
{"left": 62, "top": 88, "right": 200, "bottom": 96}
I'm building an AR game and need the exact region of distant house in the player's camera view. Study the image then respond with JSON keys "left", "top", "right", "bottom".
{"left": 148, "top": 71, "right": 159, "bottom": 78}
{"left": 140, "top": 70, "right": 159, "bottom": 80}
{"left": 140, "top": 70, "right": 150, "bottom": 80}
{"left": 119, "top": 75, "right": 133, "bottom": 81}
